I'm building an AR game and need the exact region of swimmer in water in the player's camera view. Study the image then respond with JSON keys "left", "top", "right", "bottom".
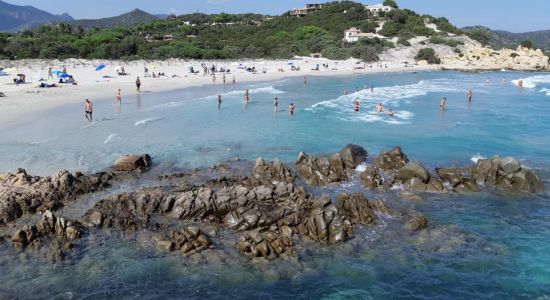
{"left": 354, "top": 101, "right": 360, "bottom": 112}
{"left": 274, "top": 97, "right": 278, "bottom": 112}
{"left": 440, "top": 97, "right": 446, "bottom": 111}
{"left": 467, "top": 90, "right": 473, "bottom": 103}
{"left": 518, "top": 79, "right": 524, "bottom": 87}
{"left": 217, "top": 94, "right": 222, "bottom": 110}
{"left": 244, "top": 89, "right": 249, "bottom": 102}
{"left": 344, "top": 90, "right": 349, "bottom": 96}
{"left": 388, "top": 109, "right": 394, "bottom": 117}
{"left": 289, "top": 103, "right": 295, "bottom": 116}
{"left": 375, "top": 103, "right": 384, "bottom": 113}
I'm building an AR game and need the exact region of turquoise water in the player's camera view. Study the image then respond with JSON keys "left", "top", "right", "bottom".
{"left": 1, "top": 71, "right": 550, "bottom": 299}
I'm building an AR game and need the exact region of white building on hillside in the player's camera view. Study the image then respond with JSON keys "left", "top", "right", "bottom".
{"left": 344, "top": 27, "right": 377, "bottom": 43}
{"left": 365, "top": 4, "right": 393, "bottom": 14}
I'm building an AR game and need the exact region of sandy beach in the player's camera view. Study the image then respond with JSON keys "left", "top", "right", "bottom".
{"left": 0, "top": 57, "right": 438, "bottom": 126}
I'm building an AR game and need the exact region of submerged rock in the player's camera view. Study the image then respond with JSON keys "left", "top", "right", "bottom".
{"left": 155, "top": 227, "right": 211, "bottom": 255}
{"left": 236, "top": 230, "right": 291, "bottom": 259}
{"left": 404, "top": 215, "right": 429, "bottom": 232}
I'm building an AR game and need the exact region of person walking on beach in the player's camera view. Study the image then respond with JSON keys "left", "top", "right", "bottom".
{"left": 217, "top": 94, "right": 222, "bottom": 110}
{"left": 289, "top": 103, "right": 295, "bottom": 116}
{"left": 84, "top": 99, "right": 93, "bottom": 122}
{"left": 244, "top": 89, "right": 250, "bottom": 102}
{"left": 48, "top": 67, "right": 53, "bottom": 80}
{"left": 136, "top": 77, "right": 141, "bottom": 92}
{"left": 114, "top": 89, "right": 122, "bottom": 104}
{"left": 440, "top": 97, "right": 446, "bottom": 111}
{"left": 467, "top": 90, "right": 473, "bottom": 103}
{"left": 274, "top": 97, "right": 278, "bottom": 112}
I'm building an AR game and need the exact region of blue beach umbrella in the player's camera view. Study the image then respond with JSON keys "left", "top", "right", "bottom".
{"left": 95, "top": 64, "right": 106, "bottom": 71}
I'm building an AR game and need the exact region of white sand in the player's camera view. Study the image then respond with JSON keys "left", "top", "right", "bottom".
{"left": 0, "top": 57, "right": 436, "bottom": 126}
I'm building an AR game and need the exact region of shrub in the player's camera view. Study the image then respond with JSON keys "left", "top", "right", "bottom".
{"left": 414, "top": 47, "right": 441, "bottom": 64}
{"left": 520, "top": 40, "right": 533, "bottom": 49}
{"left": 429, "top": 36, "right": 445, "bottom": 44}
{"left": 466, "top": 30, "right": 490, "bottom": 45}
{"left": 444, "top": 39, "right": 463, "bottom": 47}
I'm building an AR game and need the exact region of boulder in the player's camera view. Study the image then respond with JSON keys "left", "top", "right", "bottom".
{"left": 472, "top": 156, "right": 545, "bottom": 193}
{"left": 251, "top": 158, "right": 294, "bottom": 184}
{"left": 436, "top": 168, "right": 479, "bottom": 193}
{"left": 359, "top": 166, "right": 384, "bottom": 190}
{"left": 295, "top": 145, "right": 367, "bottom": 186}
{"left": 300, "top": 195, "right": 350, "bottom": 244}
{"left": 373, "top": 147, "right": 409, "bottom": 171}
{"left": 236, "top": 230, "right": 291, "bottom": 259}
{"left": 336, "top": 193, "right": 375, "bottom": 225}
{"left": 114, "top": 154, "right": 152, "bottom": 171}
{"left": 397, "top": 162, "right": 430, "bottom": 183}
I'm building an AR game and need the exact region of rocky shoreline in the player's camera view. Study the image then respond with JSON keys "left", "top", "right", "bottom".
{"left": 0, "top": 144, "right": 545, "bottom": 264}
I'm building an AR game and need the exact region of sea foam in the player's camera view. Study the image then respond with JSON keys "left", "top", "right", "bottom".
{"left": 135, "top": 117, "right": 163, "bottom": 127}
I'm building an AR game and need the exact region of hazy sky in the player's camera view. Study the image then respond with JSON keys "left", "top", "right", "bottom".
{"left": 7, "top": 0, "right": 549, "bottom": 33}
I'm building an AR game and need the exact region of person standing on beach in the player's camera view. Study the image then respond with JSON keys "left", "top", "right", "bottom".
{"left": 274, "top": 97, "right": 278, "bottom": 112}
{"left": 62, "top": 66, "right": 67, "bottom": 74}
{"left": 244, "top": 89, "right": 250, "bottom": 102}
{"left": 222, "top": 73, "right": 226, "bottom": 85}
{"left": 114, "top": 89, "right": 122, "bottom": 104}
{"left": 232, "top": 75, "right": 236, "bottom": 85}
{"left": 144, "top": 66, "right": 149, "bottom": 77}
{"left": 212, "top": 74, "right": 216, "bottom": 84}
{"left": 48, "top": 67, "right": 53, "bottom": 80}
{"left": 84, "top": 99, "right": 93, "bottom": 122}
{"left": 217, "top": 94, "right": 222, "bottom": 110}
{"left": 440, "top": 97, "right": 446, "bottom": 111}
{"left": 136, "top": 77, "right": 141, "bottom": 92}
{"left": 289, "top": 103, "right": 295, "bottom": 116}
{"left": 467, "top": 90, "right": 473, "bottom": 103}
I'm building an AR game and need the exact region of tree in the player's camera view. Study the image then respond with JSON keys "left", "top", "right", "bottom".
{"left": 520, "top": 40, "right": 533, "bottom": 49}
{"left": 414, "top": 48, "right": 441, "bottom": 64}
{"left": 383, "top": 0, "right": 399, "bottom": 9}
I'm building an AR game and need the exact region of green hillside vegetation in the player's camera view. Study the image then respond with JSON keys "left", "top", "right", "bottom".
{"left": 71, "top": 9, "right": 159, "bottom": 29}
{"left": 463, "top": 26, "right": 550, "bottom": 51}
{"left": 0, "top": 1, "right": 474, "bottom": 61}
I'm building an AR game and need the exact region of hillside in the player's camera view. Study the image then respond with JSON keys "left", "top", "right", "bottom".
{"left": 463, "top": 26, "right": 550, "bottom": 51}
{"left": 0, "top": 0, "right": 73, "bottom": 32}
{"left": 72, "top": 9, "right": 159, "bottom": 29}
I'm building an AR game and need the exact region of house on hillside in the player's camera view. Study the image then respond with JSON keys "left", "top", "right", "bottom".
{"left": 344, "top": 27, "right": 378, "bottom": 43}
{"left": 290, "top": 4, "right": 323, "bottom": 17}
{"left": 365, "top": 4, "right": 393, "bottom": 14}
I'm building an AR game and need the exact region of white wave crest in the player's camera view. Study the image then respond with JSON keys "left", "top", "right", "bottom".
{"left": 471, "top": 154, "right": 486, "bottom": 164}
{"left": 135, "top": 117, "right": 163, "bottom": 127}
{"left": 511, "top": 74, "right": 550, "bottom": 89}
{"left": 104, "top": 133, "right": 118, "bottom": 144}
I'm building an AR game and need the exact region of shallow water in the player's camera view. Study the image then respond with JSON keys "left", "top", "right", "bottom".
{"left": 1, "top": 71, "right": 550, "bottom": 299}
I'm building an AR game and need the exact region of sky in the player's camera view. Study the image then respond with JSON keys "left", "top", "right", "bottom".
{"left": 7, "top": 0, "right": 550, "bottom": 33}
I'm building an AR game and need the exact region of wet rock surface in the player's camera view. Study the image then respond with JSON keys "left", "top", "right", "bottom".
{"left": 0, "top": 168, "right": 113, "bottom": 226}
{"left": 472, "top": 156, "right": 545, "bottom": 193}
{"left": 114, "top": 154, "right": 152, "bottom": 172}
{"left": 0, "top": 144, "right": 545, "bottom": 265}
{"left": 295, "top": 144, "right": 367, "bottom": 186}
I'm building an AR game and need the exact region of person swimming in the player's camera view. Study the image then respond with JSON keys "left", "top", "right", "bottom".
{"left": 354, "top": 101, "right": 360, "bottom": 112}
{"left": 388, "top": 109, "right": 394, "bottom": 117}
{"left": 440, "top": 97, "right": 446, "bottom": 111}
{"left": 467, "top": 90, "right": 473, "bottom": 102}
{"left": 375, "top": 103, "right": 384, "bottom": 113}
{"left": 518, "top": 79, "right": 524, "bottom": 87}
{"left": 289, "top": 103, "right": 295, "bottom": 116}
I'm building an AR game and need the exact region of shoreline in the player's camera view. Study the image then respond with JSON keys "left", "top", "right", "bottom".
{"left": 0, "top": 58, "right": 449, "bottom": 126}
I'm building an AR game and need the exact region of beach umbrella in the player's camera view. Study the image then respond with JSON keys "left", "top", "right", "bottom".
{"left": 95, "top": 64, "right": 106, "bottom": 71}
